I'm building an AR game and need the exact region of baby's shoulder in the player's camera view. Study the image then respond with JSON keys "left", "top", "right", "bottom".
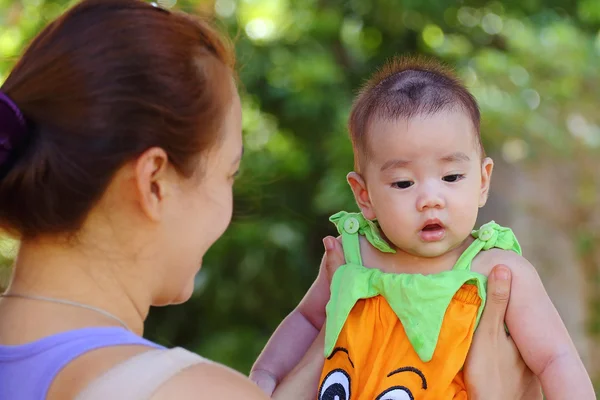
{"left": 471, "top": 247, "right": 535, "bottom": 278}
{"left": 356, "top": 235, "right": 403, "bottom": 274}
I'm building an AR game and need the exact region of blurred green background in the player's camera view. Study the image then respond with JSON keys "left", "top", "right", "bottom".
{"left": 1, "top": 0, "right": 599, "bottom": 390}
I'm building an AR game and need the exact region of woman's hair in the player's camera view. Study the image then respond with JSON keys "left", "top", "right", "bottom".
{"left": 0, "top": 0, "right": 236, "bottom": 239}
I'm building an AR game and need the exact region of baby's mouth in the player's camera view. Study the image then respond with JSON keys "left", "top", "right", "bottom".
{"left": 419, "top": 221, "right": 446, "bottom": 242}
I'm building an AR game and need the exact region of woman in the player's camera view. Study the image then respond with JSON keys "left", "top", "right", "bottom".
{"left": 0, "top": 0, "right": 540, "bottom": 399}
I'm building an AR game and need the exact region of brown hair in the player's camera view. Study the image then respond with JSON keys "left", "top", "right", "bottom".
{"left": 349, "top": 56, "right": 483, "bottom": 172}
{"left": 0, "top": 0, "right": 236, "bottom": 239}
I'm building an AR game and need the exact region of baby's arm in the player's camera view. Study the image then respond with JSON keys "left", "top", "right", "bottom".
{"left": 495, "top": 251, "right": 594, "bottom": 399}
{"left": 249, "top": 268, "right": 328, "bottom": 394}
{"left": 250, "top": 237, "right": 344, "bottom": 395}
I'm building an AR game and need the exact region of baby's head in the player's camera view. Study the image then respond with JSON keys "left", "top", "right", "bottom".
{"left": 347, "top": 56, "right": 493, "bottom": 258}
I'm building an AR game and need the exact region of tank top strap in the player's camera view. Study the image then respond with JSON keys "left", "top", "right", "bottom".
{"left": 76, "top": 347, "right": 209, "bottom": 400}
{"left": 329, "top": 211, "right": 395, "bottom": 266}
{"left": 453, "top": 221, "right": 522, "bottom": 271}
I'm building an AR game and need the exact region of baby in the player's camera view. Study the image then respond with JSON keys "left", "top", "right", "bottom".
{"left": 251, "top": 57, "right": 593, "bottom": 399}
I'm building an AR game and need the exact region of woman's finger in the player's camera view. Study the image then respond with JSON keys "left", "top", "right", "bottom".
{"left": 322, "top": 236, "right": 345, "bottom": 279}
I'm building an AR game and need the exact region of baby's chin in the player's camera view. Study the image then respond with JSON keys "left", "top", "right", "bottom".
{"left": 406, "top": 240, "right": 464, "bottom": 259}
{"left": 411, "top": 247, "right": 451, "bottom": 258}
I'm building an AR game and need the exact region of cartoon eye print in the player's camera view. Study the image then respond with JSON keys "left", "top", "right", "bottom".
{"left": 375, "top": 366, "right": 427, "bottom": 400}
{"left": 375, "top": 386, "right": 414, "bottom": 400}
{"left": 319, "top": 368, "right": 351, "bottom": 400}
{"left": 320, "top": 345, "right": 427, "bottom": 400}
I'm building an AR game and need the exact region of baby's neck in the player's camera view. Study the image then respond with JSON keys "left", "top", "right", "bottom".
{"left": 359, "top": 235, "right": 474, "bottom": 275}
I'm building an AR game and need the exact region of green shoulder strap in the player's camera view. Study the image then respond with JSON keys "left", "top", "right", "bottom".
{"left": 329, "top": 212, "right": 395, "bottom": 266}
{"left": 453, "top": 220, "right": 523, "bottom": 271}
{"left": 329, "top": 212, "right": 361, "bottom": 265}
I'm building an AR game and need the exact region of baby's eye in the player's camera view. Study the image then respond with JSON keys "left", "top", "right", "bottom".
{"left": 392, "top": 181, "right": 414, "bottom": 189}
{"left": 442, "top": 174, "right": 464, "bottom": 183}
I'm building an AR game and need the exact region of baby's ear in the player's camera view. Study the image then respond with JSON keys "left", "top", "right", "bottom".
{"left": 347, "top": 172, "right": 376, "bottom": 219}
{"left": 479, "top": 157, "right": 494, "bottom": 207}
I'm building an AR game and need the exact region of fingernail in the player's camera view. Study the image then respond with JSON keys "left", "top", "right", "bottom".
{"left": 494, "top": 266, "right": 510, "bottom": 280}
{"left": 323, "top": 237, "right": 334, "bottom": 251}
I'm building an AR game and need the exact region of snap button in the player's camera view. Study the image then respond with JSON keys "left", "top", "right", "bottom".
{"left": 343, "top": 217, "right": 360, "bottom": 234}
{"left": 479, "top": 229, "right": 493, "bottom": 241}
{"left": 478, "top": 222, "right": 495, "bottom": 241}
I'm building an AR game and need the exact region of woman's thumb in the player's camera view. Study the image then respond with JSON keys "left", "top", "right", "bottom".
{"left": 482, "top": 264, "right": 512, "bottom": 329}
{"left": 488, "top": 264, "right": 512, "bottom": 302}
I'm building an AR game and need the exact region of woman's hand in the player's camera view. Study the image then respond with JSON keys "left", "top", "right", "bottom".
{"left": 464, "top": 265, "right": 542, "bottom": 400}
{"left": 322, "top": 236, "right": 345, "bottom": 282}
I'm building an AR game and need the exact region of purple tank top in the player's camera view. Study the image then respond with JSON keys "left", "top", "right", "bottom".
{"left": 0, "top": 327, "right": 164, "bottom": 400}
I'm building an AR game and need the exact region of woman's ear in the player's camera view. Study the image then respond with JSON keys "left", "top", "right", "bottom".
{"left": 135, "top": 147, "right": 170, "bottom": 222}
{"left": 347, "top": 172, "right": 376, "bottom": 220}
{"left": 479, "top": 157, "right": 494, "bottom": 208}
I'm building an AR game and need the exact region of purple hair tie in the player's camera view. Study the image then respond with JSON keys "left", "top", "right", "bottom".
{"left": 0, "top": 91, "right": 27, "bottom": 166}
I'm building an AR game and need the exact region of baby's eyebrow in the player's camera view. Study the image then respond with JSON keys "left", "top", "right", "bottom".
{"left": 440, "top": 152, "right": 470, "bottom": 163}
{"left": 327, "top": 347, "right": 354, "bottom": 368}
{"left": 387, "top": 366, "right": 427, "bottom": 389}
{"left": 380, "top": 158, "right": 411, "bottom": 172}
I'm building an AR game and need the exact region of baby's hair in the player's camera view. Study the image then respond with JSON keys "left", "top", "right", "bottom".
{"left": 348, "top": 56, "right": 484, "bottom": 172}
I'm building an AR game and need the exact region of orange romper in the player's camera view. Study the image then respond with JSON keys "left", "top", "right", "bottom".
{"left": 318, "top": 212, "right": 521, "bottom": 400}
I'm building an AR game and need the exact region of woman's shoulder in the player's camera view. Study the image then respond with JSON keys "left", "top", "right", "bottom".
{"left": 151, "top": 360, "right": 268, "bottom": 399}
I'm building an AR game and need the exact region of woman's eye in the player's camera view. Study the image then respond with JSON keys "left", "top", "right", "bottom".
{"left": 229, "top": 169, "right": 240, "bottom": 182}
{"left": 392, "top": 181, "right": 414, "bottom": 189}
{"left": 442, "top": 174, "right": 464, "bottom": 183}
{"left": 319, "top": 369, "right": 351, "bottom": 400}
{"left": 375, "top": 386, "right": 414, "bottom": 400}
